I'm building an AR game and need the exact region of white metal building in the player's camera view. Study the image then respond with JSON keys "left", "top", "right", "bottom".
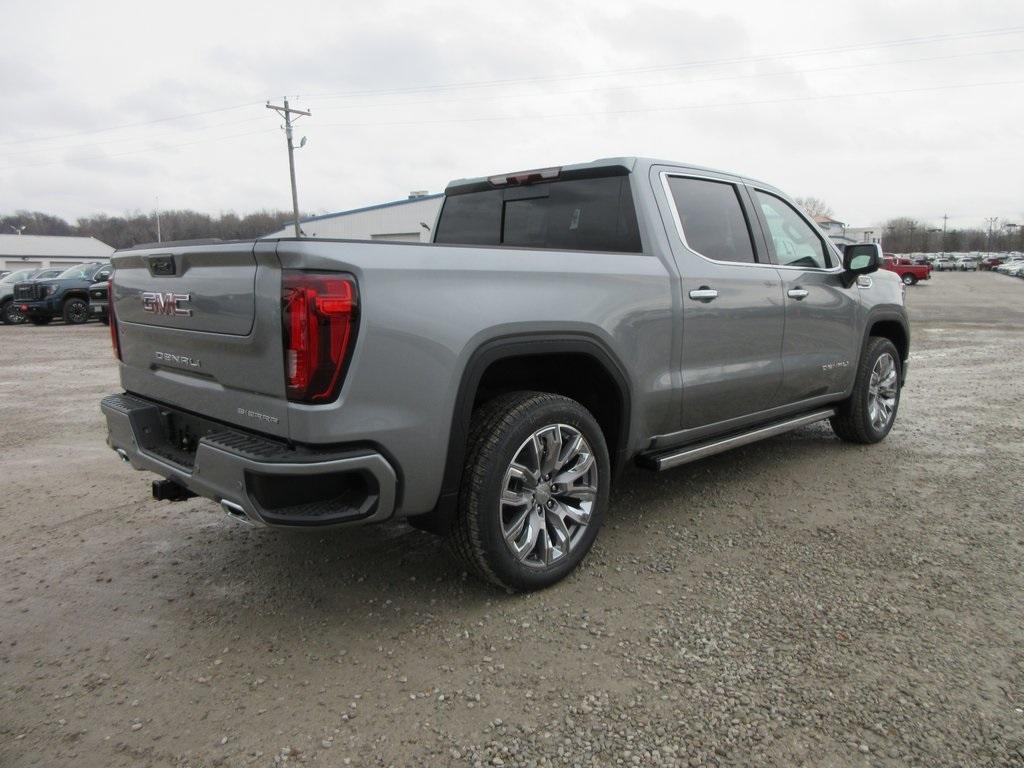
{"left": 262, "top": 193, "right": 444, "bottom": 242}
{"left": 0, "top": 234, "right": 115, "bottom": 272}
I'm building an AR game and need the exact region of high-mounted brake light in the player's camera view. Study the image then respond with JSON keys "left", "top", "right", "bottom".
{"left": 487, "top": 166, "right": 561, "bottom": 187}
{"left": 108, "top": 277, "right": 121, "bottom": 360}
{"left": 282, "top": 271, "right": 358, "bottom": 403}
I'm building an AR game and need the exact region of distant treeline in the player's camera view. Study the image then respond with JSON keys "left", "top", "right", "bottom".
{"left": 0, "top": 209, "right": 305, "bottom": 250}
{"left": 881, "top": 217, "right": 1022, "bottom": 254}
{"left": 3, "top": 207, "right": 1021, "bottom": 255}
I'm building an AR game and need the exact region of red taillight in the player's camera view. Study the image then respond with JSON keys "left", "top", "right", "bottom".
{"left": 109, "top": 277, "right": 121, "bottom": 360}
{"left": 282, "top": 271, "right": 358, "bottom": 403}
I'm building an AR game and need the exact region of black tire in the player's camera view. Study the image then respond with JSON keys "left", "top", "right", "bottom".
{"left": 449, "top": 391, "right": 610, "bottom": 592}
{"left": 62, "top": 297, "right": 89, "bottom": 324}
{"left": 29, "top": 316, "right": 52, "bottom": 326}
{"left": 830, "top": 337, "right": 902, "bottom": 444}
{"left": 902, "top": 273, "right": 917, "bottom": 286}
{"left": 1, "top": 299, "right": 25, "bottom": 325}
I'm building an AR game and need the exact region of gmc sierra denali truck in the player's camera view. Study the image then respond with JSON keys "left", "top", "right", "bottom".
{"left": 101, "top": 157, "right": 909, "bottom": 591}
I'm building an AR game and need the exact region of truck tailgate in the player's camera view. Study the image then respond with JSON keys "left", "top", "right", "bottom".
{"left": 111, "top": 241, "right": 289, "bottom": 438}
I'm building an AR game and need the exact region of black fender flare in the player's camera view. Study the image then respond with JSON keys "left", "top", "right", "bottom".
{"left": 860, "top": 307, "right": 910, "bottom": 383}
{"left": 418, "top": 332, "right": 632, "bottom": 533}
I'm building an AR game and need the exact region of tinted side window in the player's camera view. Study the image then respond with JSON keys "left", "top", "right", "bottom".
{"left": 433, "top": 188, "right": 503, "bottom": 245}
{"left": 754, "top": 191, "right": 831, "bottom": 269}
{"left": 666, "top": 177, "right": 756, "bottom": 263}
{"left": 434, "top": 175, "right": 641, "bottom": 253}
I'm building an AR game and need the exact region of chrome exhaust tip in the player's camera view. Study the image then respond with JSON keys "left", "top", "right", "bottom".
{"left": 115, "top": 448, "right": 130, "bottom": 463}
{"left": 221, "top": 499, "right": 255, "bottom": 525}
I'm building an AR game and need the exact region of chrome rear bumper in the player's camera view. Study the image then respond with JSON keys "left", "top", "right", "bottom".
{"left": 101, "top": 393, "right": 397, "bottom": 527}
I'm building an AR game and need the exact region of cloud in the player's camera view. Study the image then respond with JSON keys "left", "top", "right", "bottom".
{"left": 0, "top": 0, "right": 1021, "bottom": 226}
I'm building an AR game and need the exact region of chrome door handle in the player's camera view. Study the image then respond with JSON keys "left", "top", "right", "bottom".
{"left": 688, "top": 287, "right": 718, "bottom": 302}
{"left": 787, "top": 288, "right": 809, "bottom": 300}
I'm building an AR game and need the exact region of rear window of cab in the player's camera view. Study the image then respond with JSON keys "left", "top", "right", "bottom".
{"left": 434, "top": 175, "right": 642, "bottom": 253}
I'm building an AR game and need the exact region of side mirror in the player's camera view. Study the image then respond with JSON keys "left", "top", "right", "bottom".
{"left": 843, "top": 243, "right": 881, "bottom": 275}
{"left": 94, "top": 270, "right": 111, "bottom": 282}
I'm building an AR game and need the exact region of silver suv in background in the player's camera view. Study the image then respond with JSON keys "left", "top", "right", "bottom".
{"left": 101, "top": 157, "right": 910, "bottom": 591}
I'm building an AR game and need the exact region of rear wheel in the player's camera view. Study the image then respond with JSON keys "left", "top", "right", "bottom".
{"left": 902, "top": 273, "right": 917, "bottom": 286}
{"left": 62, "top": 297, "right": 89, "bottom": 324}
{"left": 1, "top": 299, "right": 25, "bottom": 325}
{"left": 831, "top": 337, "right": 901, "bottom": 444}
{"left": 450, "top": 391, "right": 610, "bottom": 592}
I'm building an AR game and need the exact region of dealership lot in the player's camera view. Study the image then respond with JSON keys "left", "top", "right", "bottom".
{"left": 2, "top": 272, "right": 1022, "bottom": 767}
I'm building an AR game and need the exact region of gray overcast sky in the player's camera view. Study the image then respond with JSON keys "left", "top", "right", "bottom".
{"left": 1, "top": 0, "right": 1021, "bottom": 230}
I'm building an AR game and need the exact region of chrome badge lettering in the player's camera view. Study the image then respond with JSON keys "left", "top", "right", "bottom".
{"left": 821, "top": 360, "right": 850, "bottom": 372}
{"left": 237, "top": 407, "right": 280, "bottom": 425}
{"left": 153, "top": 351, "right": 201, "bottom": 368}
{"left": 142, "top": 291, "right": 192, "bottom": 317}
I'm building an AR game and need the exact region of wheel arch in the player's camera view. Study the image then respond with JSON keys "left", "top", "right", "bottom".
{"left": 864, "top": 310, "right": 909, "bottom": 381}
{"left": 413, "top": 332, "right": 632, "bottom": 534}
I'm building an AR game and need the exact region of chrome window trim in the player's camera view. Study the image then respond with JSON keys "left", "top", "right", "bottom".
{"left": 658, "top": 170, "right": 843, "bottom": 274}
{"left": 659, "top": 171, "right": 767, "bottom": 269}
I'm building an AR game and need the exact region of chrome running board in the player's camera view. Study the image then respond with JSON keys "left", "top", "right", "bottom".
{"left": 639, "top": 409, "right": 836, "bottom": 471}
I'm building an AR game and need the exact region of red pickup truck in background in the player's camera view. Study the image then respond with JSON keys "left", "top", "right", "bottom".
{"left": 882, "top": 254, "right": 931, "bottom": 285}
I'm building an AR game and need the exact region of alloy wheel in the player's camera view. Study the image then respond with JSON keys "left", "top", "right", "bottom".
{"left": 500, "top": 424, "right": 597, "bottom": 568}
{"left": 867, "top": 352, "right": 898, "bottom": 432}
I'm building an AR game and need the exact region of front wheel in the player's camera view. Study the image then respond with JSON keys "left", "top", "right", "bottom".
{"left": 1, "top": 300, "right": 25, "bottom": 325}
{"left": 450, "top": 391, "right": 610, "bottom": 592}
{"left": 902, "top": 273, "right": 917, "bottom": 286}
{"left": 831, "top": 337, "right": 902, "bottom": 444}
{"left": 62, "top": 298, "right": 89, "bottom": 324}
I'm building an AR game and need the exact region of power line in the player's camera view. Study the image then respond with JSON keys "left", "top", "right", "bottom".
{"left": 0, "top": 100, "right": 265, "bottom": 148}
{"left": 313, "top": 46, "right": 1024, "bottom": 115}
{"left": 2, "top": 76, "right": 1019, "bottom": 172}
{"left": 307, "top": 25, "right": 1024, "bottom": 101}
{"left": 9, "top": 44, "right": 1014, "bottom": 163}
{"left": 3, "top": 23, "right": 1020, "bottom": 150}
{"left": 0, "top": 114, "right": 269, "bottom": 160}
{"left": 0, "top": 127, "right": 276, "bottom": 171}
{"left": 312, "top": 77, "right": 1024, "bottom": 130}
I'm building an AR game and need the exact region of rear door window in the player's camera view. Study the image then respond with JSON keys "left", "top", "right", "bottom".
{"left": 666, "top": 176, "right": 757, "bottom": 263}
{"left": 434, "top": 175, "right": 641, "bottom": 253}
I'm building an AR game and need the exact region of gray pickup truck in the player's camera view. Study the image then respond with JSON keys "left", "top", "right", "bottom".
{"left": 101, "top": 157, "right": 909, "bottom": 591}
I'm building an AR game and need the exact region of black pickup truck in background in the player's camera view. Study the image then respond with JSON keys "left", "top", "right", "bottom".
{"left": 14, "top": 262, "right": 112, "bottom": 325}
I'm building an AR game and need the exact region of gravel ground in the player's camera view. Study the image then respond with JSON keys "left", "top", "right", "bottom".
{"left": 1, "top": 271, "right": 1022, "bottom": 767}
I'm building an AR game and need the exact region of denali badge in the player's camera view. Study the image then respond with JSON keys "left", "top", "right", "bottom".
{"left": 142, "top": 291, "right": 192, "bottom": 317}
{"left": 154, "top": 351, "right": 201, "bottom": 368}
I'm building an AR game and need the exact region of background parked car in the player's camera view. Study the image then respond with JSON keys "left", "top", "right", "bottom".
{"left": 956, "top": 257, "right": 979, "bottom": 271}
{"left": 932, "top": 256, "right": 958, "bottom": 271}
{"left": 1, "top": 267, "right": 64, "bottom": 325}
{"left": 882, "top": 255, "right": 931, "bottom": 285}
{"left": 13, "top": 262, "right": 111, "bottom": 325}
{"left": 88, "top": 280, "right": 109, "bottom": 324}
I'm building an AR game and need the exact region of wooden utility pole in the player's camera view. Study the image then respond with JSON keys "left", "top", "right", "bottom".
{"left": 266, "top": 98, "right": 311, "bottom": 238}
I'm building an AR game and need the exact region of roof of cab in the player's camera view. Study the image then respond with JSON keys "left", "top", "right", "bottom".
{"left": 444, "top": 156, "right": 779, "bottom": 195}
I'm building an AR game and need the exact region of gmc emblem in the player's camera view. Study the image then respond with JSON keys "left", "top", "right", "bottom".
{"left": 141, "top": 291, "right": 192, "bottom": 317}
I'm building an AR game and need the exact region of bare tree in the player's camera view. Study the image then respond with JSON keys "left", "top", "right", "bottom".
{"left": 794, "top": 196, "right": 834, "bottom": 218}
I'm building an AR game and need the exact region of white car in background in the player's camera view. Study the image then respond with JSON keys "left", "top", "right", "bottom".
{"left": 995, "top": 258, "right": 1024, "bottom": 275}
{"left": 956, "top": 257, "right": 979, "bottom": 271}
{"left": 932, "top": 256, "right": 957, "bottom": 271}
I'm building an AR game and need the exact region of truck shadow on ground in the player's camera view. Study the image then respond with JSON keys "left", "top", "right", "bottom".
{"left": 150, "top": 424, "right": 848, "bottom": 624}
